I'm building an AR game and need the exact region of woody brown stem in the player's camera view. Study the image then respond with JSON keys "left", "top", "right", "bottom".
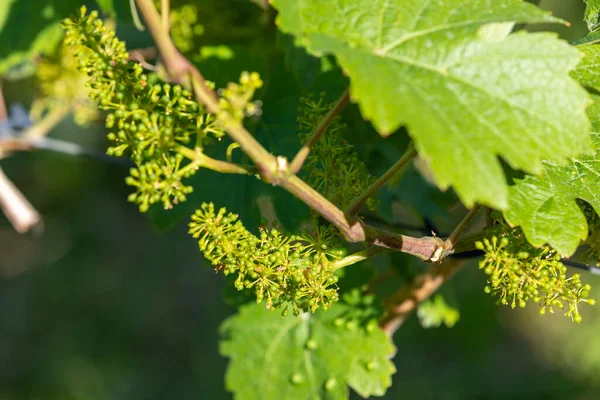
{"left": 380, "top": 258, "right": 466, "bottom": 337}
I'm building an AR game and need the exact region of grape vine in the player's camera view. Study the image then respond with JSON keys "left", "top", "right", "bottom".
{"left": 59, "top": 2, "right": 599, "bottom": 323}
{"left": 3, "top": 0, "right": 600, "bottom": 398}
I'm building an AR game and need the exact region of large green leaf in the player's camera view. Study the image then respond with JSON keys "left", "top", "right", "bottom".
{"left": 220, "top": 301, "right": 396, "bottom": 399}
{"left": 504, "top": 95, "right": 600, "bottom": 257}
{"left": 270, "top": 0, "right": 592, "bottom": 210}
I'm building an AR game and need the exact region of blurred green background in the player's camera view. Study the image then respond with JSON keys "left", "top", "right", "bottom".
{"left": 1, "top": 0, "right": 600, "bottom": 399}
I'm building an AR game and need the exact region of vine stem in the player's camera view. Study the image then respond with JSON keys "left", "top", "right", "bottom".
{"left": 380, "top": 258, "right": 466, "bottom": 337}
{"left": 380, "top": 206, "right": 482, "bottom": 336}
{"left": 137, "top": 0, "right": 273, "bottom": 174}
{"left": 127, "top": 47, "right": 157, "bottom": 63}
{"left": 134, "top": 0, "right": 461, "bottom": 262}
{"left": 128, "top": 47, "right": 159, "bottom": 71}
{"left": 161, "top": 0, "right": 170, "bottom": 32}
{"left": 331, "top": 246, "right": 391, "bottom": 269}
{"left": 177, "top": 146, "right": 256, "bottom": 175}
{"left": 442, "top": 205, "right": 482, "bottom": 257}
{"left": 129, "top": 0, "right": 146, "bottom": 31}
{"left": 289, "top": 89, "right": 350, "bottom": 174}
{"left": 190, "top": 78, "right": 277, "bottom": 177}
{"left": 134, "top": 0, "right": 188, "bottom": 79}
{"left": 346, "top": 142, "right": 416, "bottom": 217}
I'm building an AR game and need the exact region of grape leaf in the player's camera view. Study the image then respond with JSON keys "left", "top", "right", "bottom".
{"left": 584, "top": 0, "right": 600, "bottom": 31}
{"left": 270, "top": 0, "right": 592, "bottom": 210}
{"left": 571, "top": 43, "right": 600, "bottom": 92}
{"left": 572, "top": 29, "right": 600, "bottom": 46}
{"left": 504, "top": 95, "right": 600, "bottom": 257}
{"left": 220, "top": 301, "right": 396, "bottom": 399}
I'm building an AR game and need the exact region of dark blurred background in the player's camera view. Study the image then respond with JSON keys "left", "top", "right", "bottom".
{"left": 1, "top": 0, "right": 600, "bottom": 399}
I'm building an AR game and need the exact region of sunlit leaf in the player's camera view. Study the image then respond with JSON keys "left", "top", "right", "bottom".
{"left": 271, "top": 0, "right": 592, "bottom": 210}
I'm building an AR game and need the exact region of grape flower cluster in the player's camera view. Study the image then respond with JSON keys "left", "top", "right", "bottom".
{"left": 217, "top": 71, "right": 263, "bottom": 123}
{"left": 297, "top": 94, "right": 378, "bottom": 211}
{"left": 476, "top": 231, "right": 595, "bottom": 323}
{"left": 61, "top": 7, "right": 262, "bottom": 213}
{"left": 61, "top": 7, "right": 223, "bottom": 211}
{"left": 165, "top": 3, "right": 205, "bottom": 54}
{"left": 189, "top": 203, "right": 346, "bottom": 314}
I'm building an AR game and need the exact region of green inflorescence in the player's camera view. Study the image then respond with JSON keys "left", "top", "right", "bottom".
{"left": 61, "top": 7, "right": 221, "bottom": 211}
{"left": 168, "top": 3, "right": 205, "bottom": 53}
{"left": 62, "top": 7, "right": 226, "bottom": 160}
{"left": 476, "top": 232, "right": 595, "bottom": 323}
{"left": 217, "top": 71, "right": 263, "bottom": 123}
{"left": 297, "top": 94, "right": 378, "bottom": 211}
{"left": 61, "top": 7, "right": 263, "bottom": 213}
{"left": 189, "top": 203, "right": 346, "bottom": 315}
{"left": 125, "top": 153, "right": 197, "bottom": 212}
